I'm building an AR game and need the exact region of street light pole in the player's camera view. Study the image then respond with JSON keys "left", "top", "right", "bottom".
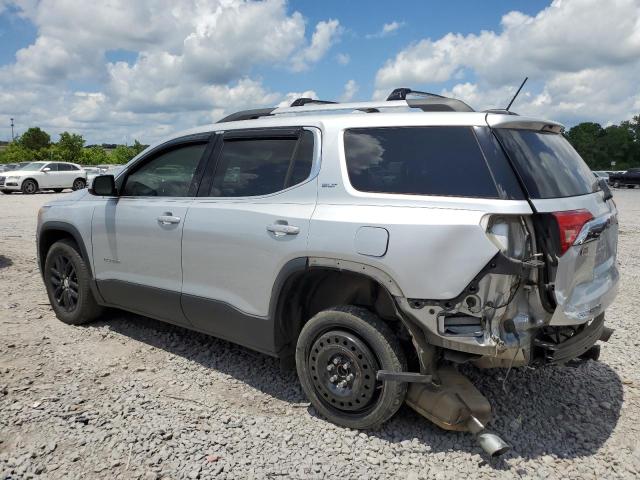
{"left": 10, "top": 118, "right": 14, "bottom": 141}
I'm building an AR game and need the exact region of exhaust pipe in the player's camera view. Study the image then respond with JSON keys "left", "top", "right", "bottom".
{"left": 467, "top": 416, "right": 511, "bottom": 458}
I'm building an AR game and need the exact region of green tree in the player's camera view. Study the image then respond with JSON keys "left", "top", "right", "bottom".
{"left": 54, "top": 132, "right": 85, "bottom": 163}
{"left": 565, "top": 122, "right": 604, "bottom": 169}
{"left": 18, "top": 127, "right": 51, "bottom": 151}
{"left": 109, "top": 141, "right": 147, "bottom": 165}
{"left": 82, "top": 146, "right": 109, "bottom": 165}
{"left": 0, "top": 142, "right": 34, "bottom": 163}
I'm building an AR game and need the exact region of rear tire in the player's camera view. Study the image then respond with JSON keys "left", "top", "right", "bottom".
{"left": 295, "top": 306, "right": 407, "bottom": 430}
{"left": 44, "top": 239, "right": 103, "bottom": 325}
{"left": 21, "top": 179, "right": 38, "bottom": 194}
{"left": 72, "top": 178, "right": 86, "bottom": 191}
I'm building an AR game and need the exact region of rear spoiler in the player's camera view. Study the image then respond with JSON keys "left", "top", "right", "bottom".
{"left": 485, "top": 114, "right": 564, "bottom": 134}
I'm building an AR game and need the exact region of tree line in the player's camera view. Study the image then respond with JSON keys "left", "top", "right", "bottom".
{"left": 565, "top": 115, "right": 640, "bottom": 170}
{"left": 0, "top": 127, "right": 147, "bottom": 166}
{"left": 2, "top": 116, "right": 640, "bottom": 170}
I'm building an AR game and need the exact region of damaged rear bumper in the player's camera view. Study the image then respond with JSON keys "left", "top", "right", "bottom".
{"left": 534, "top": 313, "right": 613, "bottom": 364}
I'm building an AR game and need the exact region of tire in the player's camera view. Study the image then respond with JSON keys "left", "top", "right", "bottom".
{"left": 21, "top": 179, "right": 38, "bottom": 194}
{"left": 72, "top": 178, "right": 86, "bottom": 191}
{"left": 1, "top": 190, "right": 12, "bottom": 194}
{"left": 612, "top": 181, "right": 620, "bottom": 188}
{"left": 53, "top": 188, "right": 64, "bottom": 193}
{"left": 295, "top": 306, "right": 407, "bottom": 430}
{"left": 44, "top": 239, "right": 103, "bottom": 325}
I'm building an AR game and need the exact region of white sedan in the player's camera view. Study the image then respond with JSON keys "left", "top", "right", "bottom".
{"left": 0, "top": 161, "right": 87, "bottom": 194}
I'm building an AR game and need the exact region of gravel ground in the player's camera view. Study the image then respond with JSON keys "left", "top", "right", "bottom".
{"left": 1, "top": 190, "right": 640, "bottom": 480}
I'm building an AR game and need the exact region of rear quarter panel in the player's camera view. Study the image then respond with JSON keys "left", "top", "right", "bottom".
{"left": 308, "top": 124, "right": 533, "bottom": 300}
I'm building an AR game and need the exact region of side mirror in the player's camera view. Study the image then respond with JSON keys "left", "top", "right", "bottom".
{"left": 42, "top": 167, "right": 51, "bottom": 173}
{"left": 89, "top": 175, "right": 117, "bottom": 196}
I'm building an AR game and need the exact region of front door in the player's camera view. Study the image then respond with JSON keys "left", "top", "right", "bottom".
{"left": 181, "top": 127, "right": 318, "bottom": 353}
{"left": 91, "top": 137, "right": 211, "bottom": 325}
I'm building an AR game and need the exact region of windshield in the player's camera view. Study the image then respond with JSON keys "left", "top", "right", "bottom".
{"left": 16, "top": 161, "right": 47, "bottom": 171}
{"left": 495, "top": 130, "right": 597, "bottom": 199}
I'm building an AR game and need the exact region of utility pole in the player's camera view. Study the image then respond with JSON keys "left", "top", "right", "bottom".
{"left": 10, "top": 118, "right": 15, "bottom": 141}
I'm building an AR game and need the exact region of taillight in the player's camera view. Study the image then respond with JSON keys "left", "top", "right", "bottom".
{"left": 552, "top": 209, "right": 594, "bottom": 254}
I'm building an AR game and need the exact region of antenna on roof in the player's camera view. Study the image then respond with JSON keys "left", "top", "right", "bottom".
{"left": 505, "top": 77, "right": 528, "bottom": 111}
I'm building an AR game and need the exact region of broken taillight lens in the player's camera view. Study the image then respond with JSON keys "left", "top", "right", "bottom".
{"left": 552, "top": 209, "right": 594, "bottom": 254}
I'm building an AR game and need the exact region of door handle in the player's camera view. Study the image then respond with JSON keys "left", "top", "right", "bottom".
{"left": 157, "top": 214, "right": 181, "bottom": 225}
{"left": 267, "top": 223, "right": 300, "bottom": 236}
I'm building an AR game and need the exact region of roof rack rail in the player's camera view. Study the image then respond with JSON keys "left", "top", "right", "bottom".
{"left": 217, "top": 108, "right": 275, "bottom": 123}
{"left": 290, "top": 97, "right": 337, "bottom": 107}
{"left": 217, "top": 88, "right": 475, "bottom": 123}
{"left": 386, "top": 88, "right": 444, "bottom": 101}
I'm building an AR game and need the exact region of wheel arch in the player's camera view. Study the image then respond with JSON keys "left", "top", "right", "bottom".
{"left": 39, "top": 222, "right": 93, "bottom": 278}
{"left": 270, "top": 257, "right": 416, "bottom": 360}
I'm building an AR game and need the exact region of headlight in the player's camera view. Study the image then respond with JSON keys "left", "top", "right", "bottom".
{"left": 6, "top": 176, "right": 18, "bottom": 182}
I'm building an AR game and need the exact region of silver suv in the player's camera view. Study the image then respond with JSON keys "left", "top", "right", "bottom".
{"left": 37, "top": 90, "right": 619, "bottom": 456}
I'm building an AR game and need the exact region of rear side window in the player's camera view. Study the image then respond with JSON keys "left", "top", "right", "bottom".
{"left": 210, "top": 130, "right": 314, "bottom": 197}
{"left": 344, "top": 127, "right": 499, "bottom": 198}
{"left": 495, "top": 130, "right": 596, "bottom": 199}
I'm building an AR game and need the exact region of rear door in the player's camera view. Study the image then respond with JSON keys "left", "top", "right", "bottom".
{"left": 490, "top": 120, "right": 619, "bottom": 325}
{"left": 180, "top": 127, "right": 319, "bottom": 354}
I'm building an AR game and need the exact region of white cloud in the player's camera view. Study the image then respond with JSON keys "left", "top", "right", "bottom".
{"left": 336, "top": 53, "right": 351, "bottom": 65}
{"left": 340, "top": 80, "right": 359, "bottom": 102}
{"left": 366, "top": 21, "right": 405, "bottom": 39}
{"left": 0, "top": 0, "right": 341, "bottom": 143}
{"left": 374, "top": 0, "right": 640, "bottom": 125}
{"left": 291, "top": 19, "right": 342, "bottom": 71}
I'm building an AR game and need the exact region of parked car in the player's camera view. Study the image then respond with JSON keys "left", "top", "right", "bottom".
{"left": 0, "top": 161, "right": 30, "bottom": 172}
{"left": 84, "top": 166, "right": 109, "bottom": 187}
{"left": 1, "top": 161, "right": 87, "bottom": 194}
{"left": 36, "top": 89, "right": 618, "bottom": 457}
{"left": 609, "top": 168, "right": 640, "bottom": 188}
{"left": 593, "top": 170, "right": 609, "bottom": 184}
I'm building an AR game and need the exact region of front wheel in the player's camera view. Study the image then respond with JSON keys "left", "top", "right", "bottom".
{"left": 44, "top": 239, "right": 103, "bottom": 325}
{"left": 72, "top": 178, "right": 86, "bottom": 191}
{"left": 21, "top": 179, "right": 38, "bottom": 194}
{"left": 295, "top": 306, "right": 407, "bottom": 430}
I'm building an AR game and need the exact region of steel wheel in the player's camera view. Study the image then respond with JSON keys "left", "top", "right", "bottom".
{"left": 49, "top": 253, "right": 79, "bottom": 312}
{"left": 308, "top": 330, "right": 381, "bottom": 414}
{"left": 72, "top": 179, "right": 86, "bottom": 191}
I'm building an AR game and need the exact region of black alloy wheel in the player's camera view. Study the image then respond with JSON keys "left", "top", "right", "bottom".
{"left": 72, "top": 178, "right": 86, "bottom": 191}
{"left": 49, "top": 253, "right": 79, "bottom": 312}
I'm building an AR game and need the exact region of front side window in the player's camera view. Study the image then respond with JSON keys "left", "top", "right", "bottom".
{"left": 210, "top": 130, "right": 314, "bottom": 197}
{"left": 121, "top": 143, "right": 206, "bottom": 197}
{"left": 44, "top": 163, "right": 59, "bottom": 172}
{"left": 344, "top": 126, "right": 499, "bottom": 198}
{"left": 19, "top": 162, "right": 47, "bottom": 171}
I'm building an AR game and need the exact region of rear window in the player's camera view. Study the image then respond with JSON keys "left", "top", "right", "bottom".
{"left": 495, "top": 130, "right": 597, "bottom": 199}
{"left": 344, "top": 127, "right": 499, "bottom": 198}
{"left": 210, "top": 130, "right": 314, "bottom": 197}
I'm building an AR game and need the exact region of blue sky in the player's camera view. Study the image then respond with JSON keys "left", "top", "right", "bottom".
{"left": 0, "top": 0, "right": 638, "bottom": 144}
